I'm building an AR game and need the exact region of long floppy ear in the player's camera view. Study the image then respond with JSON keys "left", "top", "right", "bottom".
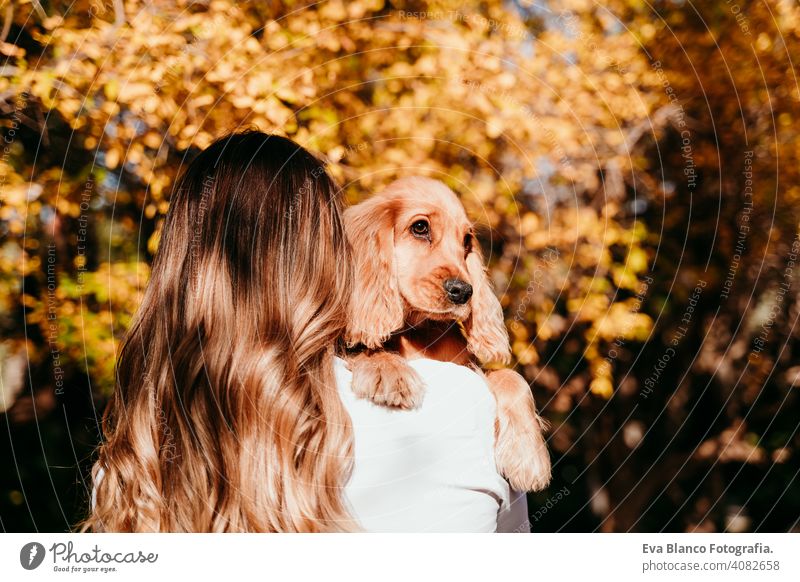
{"left": 465, "top": 244, "right": 512, "bottom": 365}
{"left": 344, "top": 198, "right": 404, "bottom": 348}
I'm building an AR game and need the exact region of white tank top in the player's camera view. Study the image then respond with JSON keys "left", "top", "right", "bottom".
{"left": 335, "top": 357, "right": 528, "bottom": 532}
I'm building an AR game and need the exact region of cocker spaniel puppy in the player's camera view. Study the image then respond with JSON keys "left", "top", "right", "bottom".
{"left": 344, "top": 176, "right": 551, "bottom": 492}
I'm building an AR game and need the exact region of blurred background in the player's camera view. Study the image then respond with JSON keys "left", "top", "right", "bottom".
{"left": 1, "top": 0, "right": 799, "bottom": 532}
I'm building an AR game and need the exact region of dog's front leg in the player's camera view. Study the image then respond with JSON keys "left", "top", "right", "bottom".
{"left": 348, "top": 351, "right": 425, "bottom": 410}
{"left": 485, "top": 369, "right": 551, "bottom": 492}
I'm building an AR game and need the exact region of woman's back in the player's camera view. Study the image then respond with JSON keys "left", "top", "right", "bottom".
{"left": 335, "top": 357, "right": 528, "bottom": 532}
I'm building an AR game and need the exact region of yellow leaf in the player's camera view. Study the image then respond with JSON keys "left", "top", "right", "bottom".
{"left": 104, "top": 79, "right": 119, "bottom": 101}
{"left": 105, "top": 148, "right": 120, "bottom": 169}
{"left": 590, "top": 377, "right": 614, "bottom": 399}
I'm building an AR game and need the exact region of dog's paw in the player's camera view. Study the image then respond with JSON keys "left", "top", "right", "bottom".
{"left": 495, "top": 415, "right": 551, "bottom": 492}
{"left": 487, "top": 369, "right": 552, "bottom": 492}
{"left": 349, "top": 352, "right": 425, "bottom": 410}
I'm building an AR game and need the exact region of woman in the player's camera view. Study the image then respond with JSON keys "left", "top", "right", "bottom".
{"left": 86, "top": 131, "right": 526, "bottom": 532}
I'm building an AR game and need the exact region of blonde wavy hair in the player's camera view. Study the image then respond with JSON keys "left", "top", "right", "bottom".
{"left": 84, "top": 131, "right": 354, "bottom": 532}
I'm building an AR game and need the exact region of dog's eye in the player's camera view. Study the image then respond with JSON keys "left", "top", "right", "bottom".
{"left": 410, "top": 220, "right": 430, "bottom": 238}
{"left": 464, "top": 233, "right": 473, "bottom": 253}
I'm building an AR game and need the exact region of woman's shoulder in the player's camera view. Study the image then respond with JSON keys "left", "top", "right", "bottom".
{"left": 407, "top": 358, "right": 496, "bottom": 410}
{"left": 334, "top": 355, "right": 496, "bottom": 415}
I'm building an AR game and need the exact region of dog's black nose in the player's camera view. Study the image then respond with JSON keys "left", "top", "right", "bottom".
{"left": 444, "top": 278, "right": 473, "bottom": 305}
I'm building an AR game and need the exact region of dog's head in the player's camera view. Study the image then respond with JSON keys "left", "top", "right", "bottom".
{"left": 344, "top": 176, "right": 510, "bottom": 364}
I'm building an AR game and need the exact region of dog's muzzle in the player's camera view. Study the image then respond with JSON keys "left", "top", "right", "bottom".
{"left": 444, "top": 278, "right": 473, "bottom": 305}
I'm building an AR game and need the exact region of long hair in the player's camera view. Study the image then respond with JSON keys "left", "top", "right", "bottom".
{"left": 84, "top": 131, "right": 354, "bottom": 532}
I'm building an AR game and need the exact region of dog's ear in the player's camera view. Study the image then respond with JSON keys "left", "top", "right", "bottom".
{"left": 465, "top": 243, "right": 512, "bottom": 365}
{"left": 344, "top": 198, "right": 404, "bottom": 348}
